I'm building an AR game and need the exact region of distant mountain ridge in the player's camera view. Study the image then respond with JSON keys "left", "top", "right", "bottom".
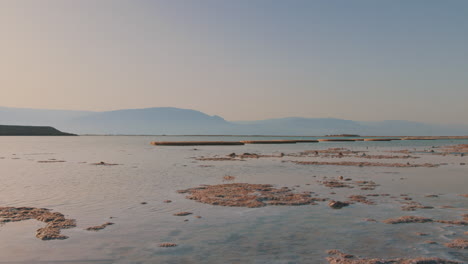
{"left": 65, "top": 107, "right": 232, "bottom": 135}
{"left": 0, "top": 106, "right": 467, "bottom": 136}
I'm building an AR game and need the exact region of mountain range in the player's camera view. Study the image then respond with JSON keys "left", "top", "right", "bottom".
{"left": 1, "top": 106, "right": 467, "bottom": 136}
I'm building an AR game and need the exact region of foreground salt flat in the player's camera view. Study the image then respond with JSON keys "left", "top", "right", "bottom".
{"left": 0, "top": 136, "right": 467, "bottom": 263}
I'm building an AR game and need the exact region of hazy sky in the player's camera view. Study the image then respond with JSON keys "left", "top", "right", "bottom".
{"left": 1, "top": 0, "right": 467, "bottom": 124}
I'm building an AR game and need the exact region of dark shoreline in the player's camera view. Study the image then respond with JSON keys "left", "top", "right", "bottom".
{"left": 0, "top": 125, "right": 76, "bottom": 136}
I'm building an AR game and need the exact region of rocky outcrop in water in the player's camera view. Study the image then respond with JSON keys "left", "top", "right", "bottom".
{"left": 444, "top": 239, "right": 468, "bottom": 249}
{"left": 85, "top": 222, "right": 114, "bottom": 231}
{"left": 177, "top": 183, "right": 324, "bottom": 208}
{"left": 326, "top": 249, "right": 460, "bottom": 263}
{"left": 0, "top": 207, "right": 76, "bottom": 240}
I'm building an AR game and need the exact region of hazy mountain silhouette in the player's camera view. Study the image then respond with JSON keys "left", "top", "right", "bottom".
{"left": 1, "top": 106, "right": 467, "bottom": 136}
{"left": 64, "top": 107, "right": 233, "bottom": 135}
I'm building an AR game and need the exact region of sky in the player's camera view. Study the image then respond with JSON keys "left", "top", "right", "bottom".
{"left": 0, "top": 0, "right": 467, "bottom": 124}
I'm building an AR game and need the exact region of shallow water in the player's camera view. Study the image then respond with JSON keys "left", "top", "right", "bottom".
{"left": 0, "top": 136, "right": 467, "bottom": 263}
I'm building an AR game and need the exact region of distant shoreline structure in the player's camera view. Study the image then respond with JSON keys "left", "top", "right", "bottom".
{"left": 150, "top": 136, "right": 468, "bottom": 146}
{"left": 325, "top": 134, "right": 360, "bottom": 137}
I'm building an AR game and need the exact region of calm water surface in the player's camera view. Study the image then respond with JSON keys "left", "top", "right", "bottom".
{"left": 0, "top": 136, "right": 467, "bottom": 263}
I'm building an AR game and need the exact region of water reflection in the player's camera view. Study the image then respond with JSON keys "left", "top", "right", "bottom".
{"left": 0, "top": 136, "right": 466, "bottom": 263}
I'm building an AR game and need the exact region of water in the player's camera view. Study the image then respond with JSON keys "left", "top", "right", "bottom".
{"left": 0, "top": 136, "right": 467, "bottom": 263}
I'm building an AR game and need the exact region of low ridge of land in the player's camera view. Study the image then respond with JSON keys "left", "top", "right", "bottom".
{"left": 0, "top": 125, "right": 76, "bottom": 136}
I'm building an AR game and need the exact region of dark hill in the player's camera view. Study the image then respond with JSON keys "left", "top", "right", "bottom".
{"left": 0, "top": 125, "right": 76, "bottom": 136}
